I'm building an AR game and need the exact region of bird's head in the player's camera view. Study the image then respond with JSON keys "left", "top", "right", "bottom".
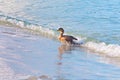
{"left": 57, "top": 28, "right": 64, "bottom": 33}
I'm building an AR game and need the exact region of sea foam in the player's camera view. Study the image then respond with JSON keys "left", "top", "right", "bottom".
{"left": 0, "top": 15, "right": 56, "bottom": 39}
{"left": 1, "top": 15, "right": 120, "bottom": 58}
{"left": 83, "top": 41, "right": 120, "bottom": 57}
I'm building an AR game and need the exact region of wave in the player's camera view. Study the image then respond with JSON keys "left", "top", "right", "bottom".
{"left": 0, "top": 14, "right": 57, "bottom": 39}
{"left": 83, "top": 42, "right": 120, "bottom": 57}
{"left": 0, "top": 14, "right": 120, "bottom": 57}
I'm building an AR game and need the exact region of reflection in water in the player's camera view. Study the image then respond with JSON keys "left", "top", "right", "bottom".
{"left": 56, "top": 44, "right": 80, "bottom": 80}
{"left": 56, "top": 45, "right": 73, "bottom": 80}
{"left": 56, "top": 44, "right": 120, "bottom": 80}
{"left": 58, "top": 44, "right": 78, "bottom": 60}
{"left": 58, "top": 45, "right": 70, "bottom": 59}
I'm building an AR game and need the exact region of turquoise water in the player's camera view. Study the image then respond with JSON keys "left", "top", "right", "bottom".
{"left": 1, "top": 0, "right": 120, "bottom": 80}
{"left": 1, "top": 0, "right": 120, "bottom": 57}
{"left": 1, "top": 0, "right": 120, "bottom": 44}
{"left": 0, "top": 0, "right": 120, "bottom": 57}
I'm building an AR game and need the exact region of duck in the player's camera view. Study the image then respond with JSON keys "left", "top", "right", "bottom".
{"left": 57, "top": 28, "right": 78, "bottom": 44}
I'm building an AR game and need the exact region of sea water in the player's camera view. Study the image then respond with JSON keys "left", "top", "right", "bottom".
{"left": 1, "top": 0, "right": 120, "bottom": 57}
{"left": 1, "top": 25, "right": 120, "bottom": 80}
{"left": 0, "top": 0, "right": 120, "bottom": 80}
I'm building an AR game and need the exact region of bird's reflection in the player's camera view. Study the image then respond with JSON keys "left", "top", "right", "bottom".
{"left": 56, "top": 44, "right": 74, "bottom": 80}
{"left": 57, "top": 44, "right": 81, "bottom": 65}
{"left": 56, "top": 44, "right": 82, "bottom": 80}
{"left": 58, "top": 44, "right": 76, "bottom": 60}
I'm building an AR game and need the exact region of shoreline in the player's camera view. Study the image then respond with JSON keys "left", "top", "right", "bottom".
{"left": 0, "top": 24, "right": 60, "bottom": 79}
{"left": 0, "top": 24, "right": 120, "bottom": 80}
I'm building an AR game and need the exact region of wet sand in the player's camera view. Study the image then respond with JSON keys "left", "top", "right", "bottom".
{"left": 1, "top": 25, "right": 120, "bottom": 80}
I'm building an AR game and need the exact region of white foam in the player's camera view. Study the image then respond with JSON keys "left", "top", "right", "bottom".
{"left": 25, "top": 24, "right": 56, "bottom": 38}
{"left": 0, "top": 15, "right": 57, "bottom": 39}
{"left": 83, "top": 41, "right": 120, "bottom": 57}
{"left": 1, "top": 15, "right": 120, "bottom": 58}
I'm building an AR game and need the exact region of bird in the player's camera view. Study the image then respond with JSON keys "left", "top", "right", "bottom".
{"left": 57, "top": 28, "right": 78, "bottom": 45}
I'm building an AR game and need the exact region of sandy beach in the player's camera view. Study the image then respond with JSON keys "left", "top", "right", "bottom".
{"left": 1, "top": 25, "right": 120, "bottom": 80}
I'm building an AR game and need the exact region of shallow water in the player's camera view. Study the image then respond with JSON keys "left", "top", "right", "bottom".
{"left": 1, "top": 0, "right": 120, "bottom": 80}
{"left": 0, "top": 0, "right": 120, "bottom": 44}
{"left": 0, "top": 0, "right": 120, "bottom": 57}
{"left": 0, "top": 25, "right": 120, "bottom": 80}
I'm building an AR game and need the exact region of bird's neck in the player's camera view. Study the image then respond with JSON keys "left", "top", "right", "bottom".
{"left": 60, "top": 32, "right": 64, "bottom": 37}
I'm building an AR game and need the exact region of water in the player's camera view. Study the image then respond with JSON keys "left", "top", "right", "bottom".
{"left": 1, "top": 0, "right": 120, "bottom": 43}
{"left": 1, "top": 25, "right": 120, "bottom": 80}
{"left": 1, "top": 0, "right": 120, "bottom": 80}
{"left": 1, "top": 0, "right": 120, "bottom": 56}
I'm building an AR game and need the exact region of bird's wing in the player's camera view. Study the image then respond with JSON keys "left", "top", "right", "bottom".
{"left": 64, "top": 35, "right": 77, "bottom": 40}
{"left": 70, "top": 36, "right": 77, "bottom": 40}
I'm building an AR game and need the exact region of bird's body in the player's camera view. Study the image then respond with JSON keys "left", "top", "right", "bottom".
{"left": 57, "top": 28, "right": 77, "bottom": 44}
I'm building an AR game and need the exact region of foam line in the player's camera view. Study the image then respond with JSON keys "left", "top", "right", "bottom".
{"left": 1, "top": 15, "right": 120, "bottom": 57}
{"left": 83, "top": 41, "right": 120, "bottom": 57}
{"left": 0, "top": 15, "right": 57, "bottom": 39}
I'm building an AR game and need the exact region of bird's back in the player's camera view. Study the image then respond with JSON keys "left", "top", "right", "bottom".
{"left": 63, "top": 35, "right": 77, "bottom": 44}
